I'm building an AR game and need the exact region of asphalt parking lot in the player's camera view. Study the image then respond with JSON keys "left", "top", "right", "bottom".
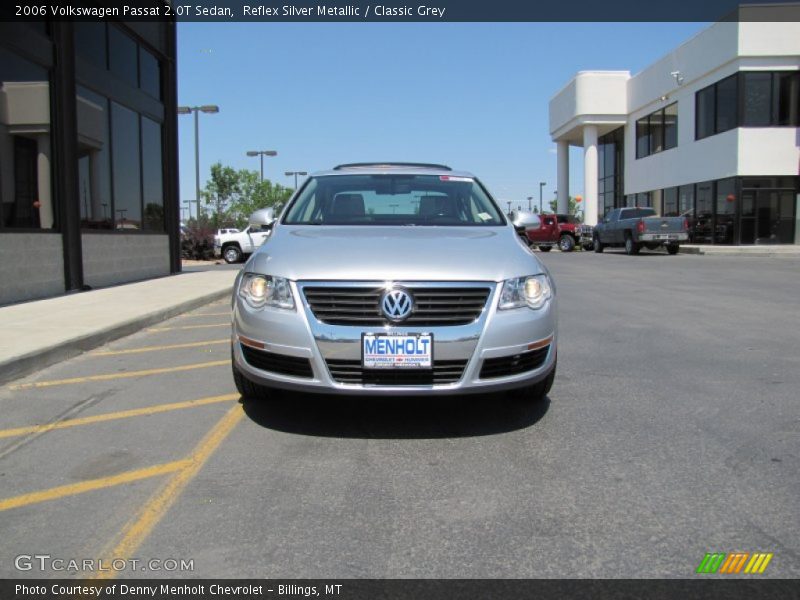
{"left": 0, "top": 251, "right": 798, "bottom": 579}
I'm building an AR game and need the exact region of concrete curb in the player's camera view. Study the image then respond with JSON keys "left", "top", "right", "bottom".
{"left": 0, "top": 287, "right": 233, "bottom": 387}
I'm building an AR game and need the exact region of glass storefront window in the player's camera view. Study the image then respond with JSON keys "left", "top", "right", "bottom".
{"left": 0, "top": 47, "right": 54, "bottom": 230}
{"left": 74, "top": 22, "right": 107, "bottom": 69}
{"left": 111, "top": 102, "right": 141, "bottom": 229}
{"left": 139, "top": 47, "right": 161, "bottom": 99}
{"left": 77, "top": 86, "right": 112, "bottom": 229}
{"left": 664, "top": 103, "right": 678, "bottom": 150}
{"left": 109, "top": 25, "right": 138, "bottom": 88}
{"left": 715, "top": 178, "right": 736, "bottom": 244}
{"left": 663, "top": 187, "right": 678, "bottom": 216}
{"left": 141, "top": 117, "right": 164, "bottom": 231}
{"left": 695, "top": 181, "right": 714, "bottom": 243}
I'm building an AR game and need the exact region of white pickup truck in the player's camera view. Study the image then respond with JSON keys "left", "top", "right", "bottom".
{"left": 214, "top": 212, "right": 276, "bottom": 263}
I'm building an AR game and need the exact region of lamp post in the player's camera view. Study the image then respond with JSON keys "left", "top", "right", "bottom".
{"left": 539, "top": 182, "right": 547, "bottom": 214}
{"left": 284, "top": 171, "right": 307, "bottom": 189}
{"left": 178, "top": 105, "right": 219, "bottom": 224}
{"left": 246, "top": 150, "right": 278, "bottom": 181}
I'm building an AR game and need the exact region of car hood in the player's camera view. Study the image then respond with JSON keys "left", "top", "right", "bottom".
{"left": 247, "top": 225, "right": 544, "bottom": 282}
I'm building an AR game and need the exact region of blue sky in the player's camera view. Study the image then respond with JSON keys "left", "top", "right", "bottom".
{"left": 177, "top": 22, "right": 708, "bottom": 215}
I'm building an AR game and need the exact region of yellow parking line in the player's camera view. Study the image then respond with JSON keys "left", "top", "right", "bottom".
{"left": 7, "top": 360, "right": 230, "bottom": 390}
{"left": 0, "top": 394, "right": 238, "bottom": 440}
{"left": 0, "top": 459, "right": 190, "bottom": 512}
{"left": 94, "top": 404, "right": 244, "bottom": 579}
{"left": 90, "top": 340, "right": 229, "bottom": 356}
{"left": 146, "top": 324, "right": 228, "bottom": 332}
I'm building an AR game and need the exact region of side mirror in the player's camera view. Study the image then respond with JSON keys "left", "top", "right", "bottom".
{"left": 510, "top": 210, "right": 541, "bottom": 232}
{"left": 249, "top": 207, "right": 276, "bottom": 228}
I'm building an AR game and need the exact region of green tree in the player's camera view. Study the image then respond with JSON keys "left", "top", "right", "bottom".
{"left": 548, "top": 195, "right": 582, "bottom": 220}
{"left": 201, "top": 163, "right": 294, "bottom": 228}
{"left": 201, "top": 163, "right": 239, "bottom": 227}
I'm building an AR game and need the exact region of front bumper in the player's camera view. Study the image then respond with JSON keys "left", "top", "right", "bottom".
{"left": 232, "top": 280, "right": 557, "bottom": 396}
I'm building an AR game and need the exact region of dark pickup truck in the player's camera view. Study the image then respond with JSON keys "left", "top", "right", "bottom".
{"left": 593, "top": 207, "right": 689, "bottom": 255}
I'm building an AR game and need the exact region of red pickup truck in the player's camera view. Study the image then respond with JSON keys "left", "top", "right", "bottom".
{"left": 525, "top": 213, "right": 585, "bottom": 252}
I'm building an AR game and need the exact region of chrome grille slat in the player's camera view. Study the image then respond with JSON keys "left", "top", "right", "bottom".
{"left": 326, "top": 359, "right": 468, "bottom": 385}
{"left": 302, "top": 284, "right": 491, "bottom": 326}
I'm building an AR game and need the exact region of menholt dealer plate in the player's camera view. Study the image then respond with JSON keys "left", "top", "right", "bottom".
{"left": 362, "top": 333, "right": 433, "bottom": 369}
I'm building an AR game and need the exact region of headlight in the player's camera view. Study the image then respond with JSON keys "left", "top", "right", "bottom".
{"left": 238, "top": 274, "right": 295, "bottom": 310}
{"left": 499, "top": 274, "right": 552, "bottom": 310}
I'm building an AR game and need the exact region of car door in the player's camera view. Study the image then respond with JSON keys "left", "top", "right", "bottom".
{"left": 600, "top": 210, "right": 617, "bottom": 243}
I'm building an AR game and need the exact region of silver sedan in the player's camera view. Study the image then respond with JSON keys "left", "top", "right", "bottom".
{"left": 231, "top": 163, "right": 557, "bottom": 400}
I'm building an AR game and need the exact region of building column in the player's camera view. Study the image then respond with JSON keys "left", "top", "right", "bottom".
{"left": 583, "top": 125, "right": 599, "bottom": 226}
{"left": 556, "top": 140, "right": 569, "bottom": 214}
{"left": 36, "top": 134, "right": 54, "bottom": 229}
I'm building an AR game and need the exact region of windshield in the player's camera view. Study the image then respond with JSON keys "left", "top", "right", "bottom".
{"left": 283, "top": 174, "right": 506, "bottom": 226}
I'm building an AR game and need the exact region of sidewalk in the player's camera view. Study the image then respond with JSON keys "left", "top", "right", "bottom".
{"left": 0, "top": 270, "right": 239, "bottom": 385}
{"left": 681, "top": 244, "right": 800, "bottom": 256}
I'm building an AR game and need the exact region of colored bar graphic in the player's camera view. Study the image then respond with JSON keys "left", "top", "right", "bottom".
{"left": 719, "top": 553, "right": 749, "bottom": 573}
{"left": 697, "top": 553, "right": 727, "bottom": 574}
{"left": 744, "top": 553, "right": 774, "bottom": 574}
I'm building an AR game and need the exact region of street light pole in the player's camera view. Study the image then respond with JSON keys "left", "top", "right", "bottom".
{"left": 539, "top": 182, "right": 547, "bottom": 214}
{"left": 246, "top": 150, "right": 278, "bottom": 182}
{"left": 285, "top": 171, "right": 308, "bottom": 189}
{"left": 178, "top": 104, "right": 220, "bottom": 223}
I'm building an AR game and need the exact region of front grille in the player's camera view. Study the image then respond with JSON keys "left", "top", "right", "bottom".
{"left": 325, "top": 359, "right": 468, "bottom": 385}
{"left": 241, "top": 344, "right": 314, "bottom": 378}
{"left": 303, "top": 285, "right": 491, "bottom": 326}
{"left": 479, "top": 345, "right": 549, "bottom": 379}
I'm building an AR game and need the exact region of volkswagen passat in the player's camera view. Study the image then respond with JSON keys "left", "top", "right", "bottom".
{"left": 231, "top": 163, "right": 557, "bottom": 400}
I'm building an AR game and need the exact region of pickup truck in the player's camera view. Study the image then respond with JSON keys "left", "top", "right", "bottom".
{"left": 214, "top": 223, "right": 272, "bottom": 263}
{"left": 524, "top": 213, "right": 587, "bottom": 252}
{"left": 593, "top": 207, "right": 688, "bottom": 255}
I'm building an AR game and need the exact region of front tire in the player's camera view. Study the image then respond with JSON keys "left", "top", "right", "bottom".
{"left": 232, "top": 356, "right": 272, "bottom": 400}
{"left": 625, "top": 236, "right": 641, "bottom": 255}
{"left": 223, "top": 244, "right": 243, "bottom": 264}
{"left": 593, "top": 236, "right": 605, "bottom": 253}
{"left": 522, "top": 358, "right": 556, "bottom": 402}
{"left": 558, "top": 235, "right": 575, "bottom": 252}
{"left": 666, "top": 243, "right": 680, "bottom": 255}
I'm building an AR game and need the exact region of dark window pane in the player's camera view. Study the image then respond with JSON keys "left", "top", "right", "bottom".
{"left": 715, "top": 75, "right": 737, "bottom": 133}
{"left": 774, "top": 72, "right": 799, "bottom": 126}
{"left": 605, "top": 139, "right": 615, "bottom": 174}
{"left": 109, "top": 25, "right": 138, "bottom": 88}
{"left": 77, "top": 86, "right": 112, "bottom": 229}
{"left": 636, "top": 117, "right": 650, "bottom": 158}
{"left": 695, "top": 181, "right": 714, "bottom": 243}
{"left": 742, "top": 72, "right": 772, "bottom": 126}
{"left": 649, "top": 110, "right": 664, "bottom": 154}
{"left": 141, "top": 117, "right": 164, "bottom": 231}
{"left": 696, "top": 86, "right": 715, "bottom": 139}
{"left": 598, "top": 142, "right": 605, "bottom": 175}
{"left": 0, "top": 47, "right": 54, "bottom": 229}
{"left": 715, "top": 178, "right": 736, "bottom": 244}
{"left": 679, "top": 185, "right": 695, "bottom": 237}
{"left": 139, "top": 47, "right": 161, "bottom": 99}
{"left": 664, "top": 103, "right": 678, "bottom": 149}
{"left": 74, "top": 22, "right": 107, "bottom": 69}
{"left": 111, "top": 102, "right": 141, "bottom": 229}
{"left": 663, "top": 187, "right": 678, "bottom": 216}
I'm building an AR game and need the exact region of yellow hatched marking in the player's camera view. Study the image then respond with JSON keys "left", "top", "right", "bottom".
{"left": 146, "top": 324, "right": 228, "bottom": 332}
{"left": 90, "top": 340, "right": 228, "bottom": 356}
{"left": 7, "top": 360, "right": 229, "bottom": 390}
{"left": 0, "top": 394, "right": 238, "bottom": 439}
{"left": 94, "top": 404, "right": 244, "bottom": 579}
{"left": 0, "top": 460, "right": 189, "bottom": 512}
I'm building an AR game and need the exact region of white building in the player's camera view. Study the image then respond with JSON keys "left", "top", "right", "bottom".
{"left": 549, "top": 5, "right": 800, "bottom": 245}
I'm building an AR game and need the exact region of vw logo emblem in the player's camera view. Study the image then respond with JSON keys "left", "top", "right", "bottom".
{"left": 381, "top": 288, "right": 413, "bottom": 321}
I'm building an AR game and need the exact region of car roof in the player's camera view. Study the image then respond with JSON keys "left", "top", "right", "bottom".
{"left": 311, "top": 162, "right": 476, "bottom": 179}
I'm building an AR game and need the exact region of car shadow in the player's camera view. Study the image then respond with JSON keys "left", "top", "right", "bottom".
{"left": 240, "top": 391, "right": 550, "bottom": 439}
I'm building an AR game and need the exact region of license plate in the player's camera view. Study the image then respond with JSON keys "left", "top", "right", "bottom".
{"left": 654, "top": 234, "right": 676, "bottom": 240}
{"left": 362, "top": 333, "right": 433, "bottom": 369}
